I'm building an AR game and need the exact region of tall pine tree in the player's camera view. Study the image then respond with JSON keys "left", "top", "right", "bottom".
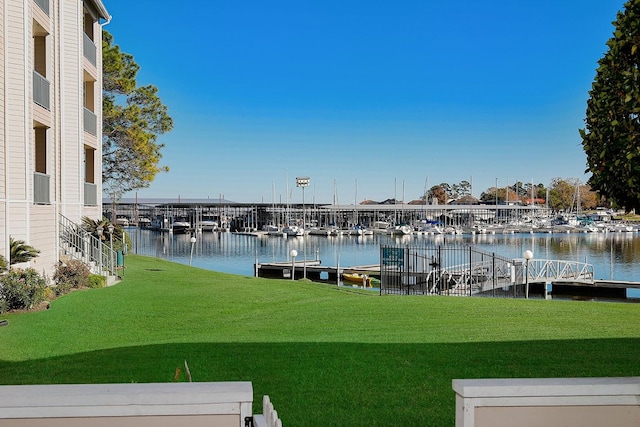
{"left": 102, "top": 30, "right": 173, "bottom": 198}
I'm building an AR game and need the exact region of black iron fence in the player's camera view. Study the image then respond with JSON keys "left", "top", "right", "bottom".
{"left": 380, "top": 244, "right": 528, "bottom": 298}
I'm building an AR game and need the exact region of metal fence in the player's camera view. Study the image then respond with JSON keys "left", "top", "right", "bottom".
{"left": 380, "top": 244, "right": 528, "bottom": 298}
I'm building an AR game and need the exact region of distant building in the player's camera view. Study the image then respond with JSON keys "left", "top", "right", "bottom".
{"left": 0, "top": 0, "right": 110, "bottom": 274}
{"left": 450, "top": 195, "right": 480, "bottom": 205}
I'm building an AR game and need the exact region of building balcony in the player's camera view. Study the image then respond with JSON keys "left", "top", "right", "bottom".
{"left": 34, "top": 172, "right": 50, "bottom": 205}
{"left": 33, "top": 70, "right": 50, "bottom": 110}
{"left": 84, "top": 182, "right": 98, "bottom": 206}
{"left": 83, "top": 33, "right": 97, "bottom": 66}
{"left": 84, "top": 107, "right": 97, "bottom": 136}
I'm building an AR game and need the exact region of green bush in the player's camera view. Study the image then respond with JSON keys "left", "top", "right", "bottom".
{"left": 87, "top": 274, "right": 106, "bottom": 289}
{"left": 0, "top": 268, "right": 46, "bottom": 311}
{"left": 53, "top": 260, "right": 90, "bottom": 295}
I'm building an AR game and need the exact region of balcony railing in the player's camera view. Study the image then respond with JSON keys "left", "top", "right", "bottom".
{"left": 83, "top": 33, "right": 97, "bottom": 66}
{"left": 34, "top": 172, "right": 50, "bottom": 204}
{"left": 34, "top": 0, "right": 49, "bottom": 15}
{"left": 84, "top": 182, "right": 97, "bottom": 206}
{"left": 33, "top": 70, "right": 50, "bottom": 110}
{"left": 84, "top": 107, "right": 97, "bottom": 136}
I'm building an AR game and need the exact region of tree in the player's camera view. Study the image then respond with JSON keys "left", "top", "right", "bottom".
{"left": 452, "top": 180, "right": 471, "bottom": 199}
{"left": 428, "top": 185, "right": 448, "bottom": 205}
{"left": 102, "top": 30, "right": 173, "bottom": 197}
{"left": 9, "top": 237, "right": 40, "bottom": 265}
{"left": 580, "top": 0, "right": 640, "bottom": 211}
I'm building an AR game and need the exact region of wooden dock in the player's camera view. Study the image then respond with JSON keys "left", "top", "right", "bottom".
{"left": 549, "top": 279, "right": 640, "bottom": 299}
{"left": 255, "top": 260, "right": 380, "bottom": 282}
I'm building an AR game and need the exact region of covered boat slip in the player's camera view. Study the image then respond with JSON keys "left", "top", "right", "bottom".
{"left": 105, "top": 198, "right": 551, "bottom": 232}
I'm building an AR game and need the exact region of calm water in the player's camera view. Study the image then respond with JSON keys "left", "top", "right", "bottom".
{"left": 127, "top": 228, "right": 640, "bottom": 285}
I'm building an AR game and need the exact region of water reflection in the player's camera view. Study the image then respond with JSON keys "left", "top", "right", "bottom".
{"left": 128, "top": 228, "right": 640, "bottom": 282}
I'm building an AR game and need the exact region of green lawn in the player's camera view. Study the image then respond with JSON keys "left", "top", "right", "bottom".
{"left": 1, "top": 255, "right": 639, "bottom": 426}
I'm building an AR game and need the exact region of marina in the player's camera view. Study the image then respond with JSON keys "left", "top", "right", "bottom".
{"left": 104, "top": 197, "right": 640, "bottom": 301}
{"left": 125, "top": 225, "right": 640, "bottom": 300}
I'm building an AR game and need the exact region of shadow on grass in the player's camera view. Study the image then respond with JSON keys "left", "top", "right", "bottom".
{"left": 1, "top": 338, "right": 639, "bottom": 427}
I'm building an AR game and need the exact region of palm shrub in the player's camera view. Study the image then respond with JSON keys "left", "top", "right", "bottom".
{"left": 9, "top": 237, "right": 40, "bottom": 265}
{"left": 0, "top": 268, "right": 46, "bottom": 312}
{"left": 82, "top": 216, "right": 131, "bottom": 252}
{"left": 0, "top": 254, "right": 7, "bottom": 272}
{"left": 53, "top": 260, "right": 91, "bottom": 295}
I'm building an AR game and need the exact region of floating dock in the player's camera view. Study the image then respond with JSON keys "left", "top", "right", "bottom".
{"left": 255, "top": 260, "right": 379, "bottom": 282}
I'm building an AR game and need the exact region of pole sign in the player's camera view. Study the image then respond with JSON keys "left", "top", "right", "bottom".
{"left": 382, "top": 247, "right": 404, "bottom": 266}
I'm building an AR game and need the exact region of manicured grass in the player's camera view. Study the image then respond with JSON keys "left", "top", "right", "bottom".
{"left": 1, "top": 255, "right": 639, "bottom": 426}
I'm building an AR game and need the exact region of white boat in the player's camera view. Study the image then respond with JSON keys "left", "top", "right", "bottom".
{"left": 199, "top": 216, "right": 219, "bottom": 231}
{"left": 372, "top": 221, "right": 392, "bottom": 234}
{"left": 262, "top": 224, "right": 285, "bottom": 236}
{"left": 391, "top": 225, "right": 412, "bottom": 235}
{"left": 171, "top": 218, "right": 191, "bottom": 234}
{"left": 115, "top": 216, "right": 130, "bottom": 227}
{"left": 347, "top": 226, "right": 364, "bottom": 236}
{"left": 307, "top": 227, "right": 331, "bottom": 236}
{"left": 282, "top": 225, "right": 304, "bottom": 237}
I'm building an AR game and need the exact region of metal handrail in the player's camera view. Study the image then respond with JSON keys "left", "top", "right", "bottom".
{"left": 524, "top": 259, "right": 594, "bottom": 284}
{"left": 59, "top": 214, "right": 117, "bottom": 277}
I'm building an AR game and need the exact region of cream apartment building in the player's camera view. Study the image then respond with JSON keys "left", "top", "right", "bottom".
{"left": 1, "top": 0, "right": 109, "bottom": 276}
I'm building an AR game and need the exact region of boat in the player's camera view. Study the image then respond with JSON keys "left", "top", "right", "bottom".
{"left": 115, "top": 216, "right": 130, "bottom": 227}
{"left": 282, "top": 225, "right": 304, "bottom": 237}
{"left": 199, "top": 215, "right": 219, "bottom": 231}
{"left": 372, "top": 221, "right": 392, "bottom": 234}
{"left": 307, "top": 227, "right": 331, "bottom": 236}
{"left": 137, "top": 216, "right": 152, "bottom": 228}
{"left": 262, "top": 224, "right": 284, "bottom": 236}
{"left": 342, "top": 273, "right": 376, "bottom": 287}
{"left": 171, "top": 218, "right": 191, "bottom": 234}
{"left": 391, "top": 225, "right": 413, "bottom": 235}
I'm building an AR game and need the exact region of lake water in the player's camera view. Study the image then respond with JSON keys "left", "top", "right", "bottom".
{"left": 127, "top": 228, "right": 640, "bottom": 286}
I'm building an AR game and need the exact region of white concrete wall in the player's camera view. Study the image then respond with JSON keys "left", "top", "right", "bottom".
{"left": 0, "top": 382, "right": 254, "bottom": 427}
{"left": 453, "top": 377, "right": 640, "bottom": 427}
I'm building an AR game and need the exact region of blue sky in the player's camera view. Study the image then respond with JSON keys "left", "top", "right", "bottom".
{"left": 105, "top": 0, "right": 624, "bottom": 204}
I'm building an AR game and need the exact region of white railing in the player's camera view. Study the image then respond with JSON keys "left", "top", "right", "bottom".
{"left": 524, "top": 259, "right": 594, "bottom": 284}
{"left": 253, "top": 395, "right": 282, "bottom": 427}
{"left": 59, "top": 214, "right": 117, "bottom": 278}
